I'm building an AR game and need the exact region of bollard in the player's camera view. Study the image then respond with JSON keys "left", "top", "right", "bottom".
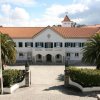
{"left": 25, "top": 61, "right": 31, "bottom": 87}
{"left": 64, "top": 69, "right": 70, "bottom": 87}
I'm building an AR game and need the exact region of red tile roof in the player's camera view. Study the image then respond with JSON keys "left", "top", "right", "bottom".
{"left": 0, "top": 27, "right": 44, "bottom": 38}
{"left": 0, "top": 26, "right": 99, "bottom": 39}
{"left": 53, "top": 27, "right": 100, "bottom": 38}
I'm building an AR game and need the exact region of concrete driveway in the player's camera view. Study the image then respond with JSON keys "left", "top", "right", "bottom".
{"left": 0, "top": 65, "right": 98, "bottom": 100}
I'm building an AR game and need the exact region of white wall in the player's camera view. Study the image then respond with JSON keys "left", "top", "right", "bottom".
{"left": 33, "top": 28, "right": 64, "bottom": 42}
{"left": 14, "top": 39, "right": 33, "bottom": 60}
{"left": 32, "top": 28, "right": 65, "bottom": 62}
{"left": 64, "top": 38, "right": 87, "bottom": 60}
{"left": 62, "top": 22, "right": 73, "bottom": 27}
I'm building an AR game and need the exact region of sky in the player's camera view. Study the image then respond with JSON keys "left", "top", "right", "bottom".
{"left": 0, "top": 0, "right": 100, "bottom": 27}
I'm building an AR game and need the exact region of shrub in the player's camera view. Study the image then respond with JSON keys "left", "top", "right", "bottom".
{"left": 66, "top": 67, "right": 100, "bottom": 87}
{"left": 3, "top": 69, "right": 25, "bottom": 87}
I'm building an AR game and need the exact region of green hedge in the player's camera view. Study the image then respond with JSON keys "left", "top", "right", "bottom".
{"left": 3, "top": 69, "right": 25, "bottom": 87}
{"left": 66, "top": 67, "right": 100, "bottom": 87}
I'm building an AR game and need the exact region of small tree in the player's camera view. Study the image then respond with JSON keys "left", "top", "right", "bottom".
{"left": 0, "top": 33, "right": 16, "bottom": 70}
{"left": 82, "top": 33, "right": 100, "bottom": 69}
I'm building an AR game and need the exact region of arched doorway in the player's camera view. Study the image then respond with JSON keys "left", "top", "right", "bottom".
{"left": 46, "top": 54, "right": 52, "bottom": 62}
{"left": 36, "top": 54, "right": 42, "bottom": 62}
{"left": 55, "top": 54, "right": 62, "bottom": 63}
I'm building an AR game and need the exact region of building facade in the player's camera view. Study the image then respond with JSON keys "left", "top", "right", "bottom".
{"left": 0, "top": 15, "right": 100, "bottom": 65}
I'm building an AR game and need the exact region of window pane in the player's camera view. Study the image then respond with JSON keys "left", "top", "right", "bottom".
{"left": 45, "top": 43, "right": 47, "bottom": 48}
{"left": 75, "top": 53, "right": 79, "bottom": 57}
{"left": 19, "top": 53, "right": 24, "bottom": 56}
{"left": 35, "top": 43, "right": 37, "bottom": 47}
{"left": 67, "top": 53, "right": 70, "bottom": 57}
{"left": 54, "top": 43, "right": 56, "bottom": 47}
{"left": 19, "top": 42, "right": 23, "bottom": 47}
{"left": 60, "top": 43, "right": 62, "bottom": 47}
{"left": 82, "top": 43, "right": 84, "bottom": 47}
{"left": 42, "top": 43, "right": 43, "bottom": 47}
{"left": 25, "top": 42, "right": 27, "bottom": 47}
{"left": 31, "top": 42, "right": 33, "bottom": 47}
{"left": 51, "top": 43, "right": 53, "bottom": 48}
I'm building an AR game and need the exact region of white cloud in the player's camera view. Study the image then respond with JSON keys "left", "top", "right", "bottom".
{"left": 0, "top": 0, "right": 36, "bottom": 6}
{"left": 1, "top": 4, "right": 30, "bottom": 20}
{"left": 42, "top": 0, "right": 100, "bottom": 25}
{"left": 71, "top": 0, "right": 100, "bottom": 25}
{"left": 45, "top": 4, "right": 88, "bottom": 17}
{"left": 11, "top": 7, "right": 30, "bottom": 20}
{"left": 0, "top": 0, "right": 100, "bottom": 26}
{"left": 73, "top": 18, "right": 84, "bottom": 23}
{"left": 0, "top": 4, "right": 30, "bottom": 26}
{"left": 1, "top": 4, "right": 12, "bottom": 15}
{"left": 38, "top": 3, "right": 88, "bottom": 26}
{"left": 14, "top": 0, "right": 35, "bottom": 5}
{"left": 30, "top": 17, "right": 62, "bottom": 26}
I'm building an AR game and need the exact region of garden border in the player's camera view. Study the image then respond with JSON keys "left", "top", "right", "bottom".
{"left": 69, "top": 77, "right": 100, "bottom": 92}
{"left": 3, "top": 78, "right": 25, "bottom": 94}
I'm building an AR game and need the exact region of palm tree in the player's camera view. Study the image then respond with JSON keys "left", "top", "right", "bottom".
{"left": 82, "top": 33, "right": 100, "bottom": 69}
{"left": 0, "top": 33, "right": 16, "bottom": 70}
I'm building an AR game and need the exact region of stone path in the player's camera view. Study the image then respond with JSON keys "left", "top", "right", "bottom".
{"left": 0, "top": 65, "right": 98, "bottom": 100}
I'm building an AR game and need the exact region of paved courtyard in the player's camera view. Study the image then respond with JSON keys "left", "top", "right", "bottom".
{"left": 0, "top": 65, "right": 99, "bottom": 100}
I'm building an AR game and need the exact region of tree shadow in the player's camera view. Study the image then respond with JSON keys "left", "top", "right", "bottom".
{"left": 44, "top": 85, "right": 100, "bottom": 98}
{"left": 43, "top": 74, "right": 100, "bottom": 98}
{"left": 56, "top": 74, "right": 64, "bottom": 81}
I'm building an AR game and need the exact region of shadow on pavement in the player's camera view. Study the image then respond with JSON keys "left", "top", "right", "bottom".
{"left": 44, "top": 85, "right": 100, "bottom": 98}
{"left": 56, "top": 74, "right": 64, "bottom": 81}
{"left": 43, "top": 74, "right": 100, "bottom": 98}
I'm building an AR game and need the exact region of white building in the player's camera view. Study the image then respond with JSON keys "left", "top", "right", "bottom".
{"left": 0, "top": 15, "right": 100, "bottom": 65}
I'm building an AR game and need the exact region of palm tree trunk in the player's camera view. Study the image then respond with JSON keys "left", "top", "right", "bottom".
{"left": 96, "top": 64, "right": 100, "bottom": 70}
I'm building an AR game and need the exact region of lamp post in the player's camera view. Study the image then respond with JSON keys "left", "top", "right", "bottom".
{"left": 25, "top": 61, "right": 29, "bottom": 71}
{"left": 65, "top": 57, "right": 69, "bottom": 69}
{"left": 25, "top": 61, "right": 31, "bottom": 87}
